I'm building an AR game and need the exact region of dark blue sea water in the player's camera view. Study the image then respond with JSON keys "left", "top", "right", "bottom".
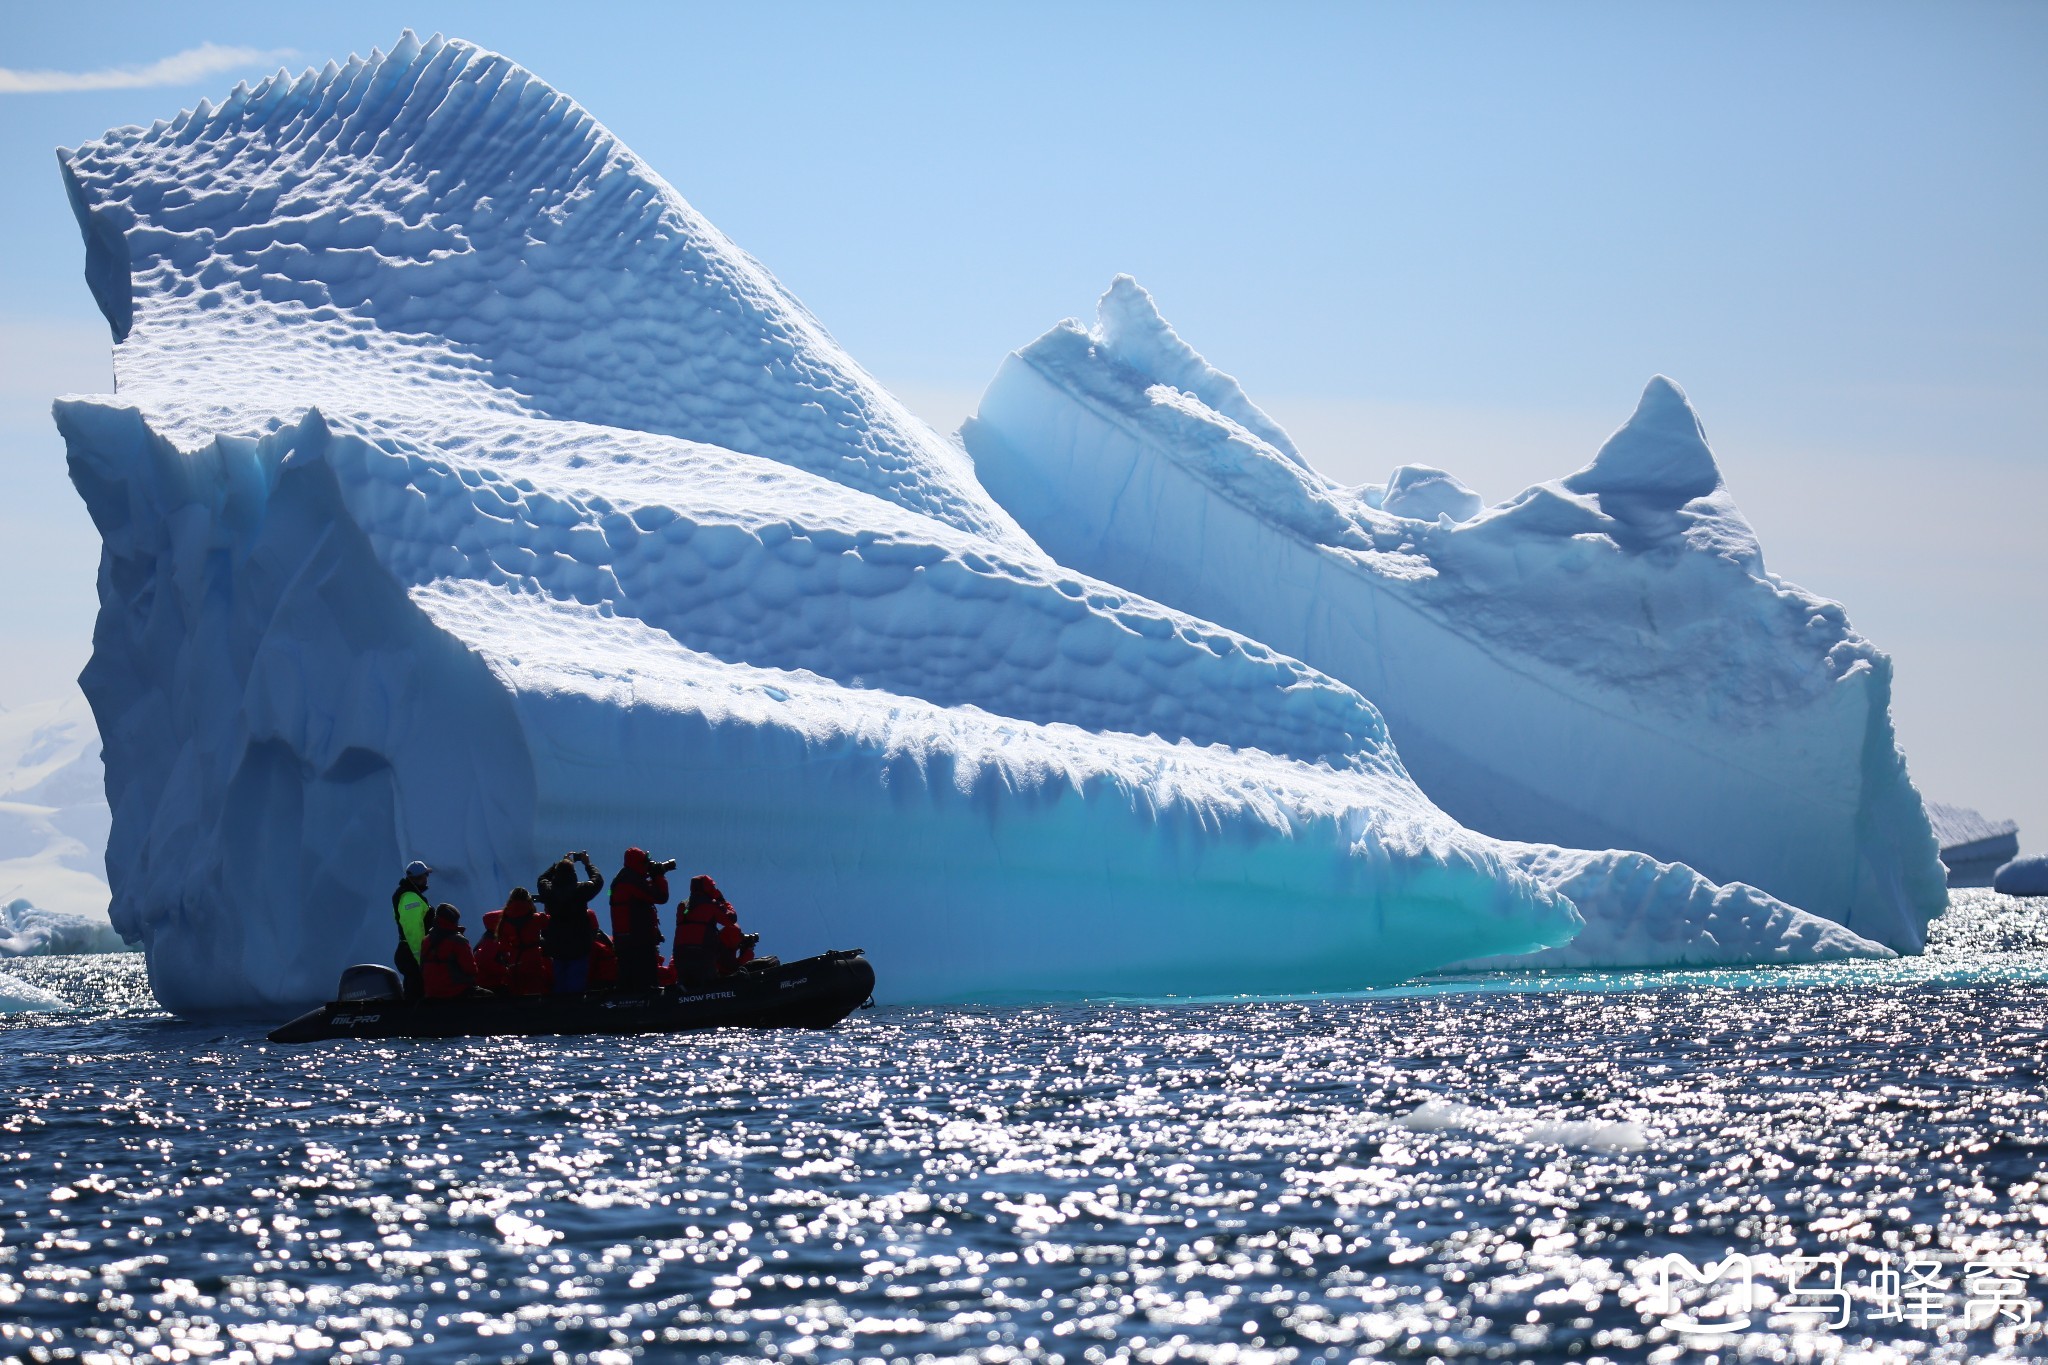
{"left": 3, "top": 889, "right": 2046, "bottom": 1363}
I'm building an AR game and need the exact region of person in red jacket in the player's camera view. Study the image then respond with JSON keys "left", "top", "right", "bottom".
{"left": 478, "top": 887, "right": 552, "bottom": 996}
{"left": 672, "top": 875, "right": 763, "bottom": 988}
{"left": 609, "top": 847, "right": 674, "bottom": 991}
{"left": 475, "top": 900, "right": 508, "bottom": 993}
{"left": 422, "top": 904, "right": 482, "bottom": 1000}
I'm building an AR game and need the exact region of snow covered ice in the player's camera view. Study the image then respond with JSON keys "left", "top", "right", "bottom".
{"left": 52, "top": 33, "right": 1581, "bottom": 1011}
{"left": 965, "top": 276, "right": 1945, "bottom": 957}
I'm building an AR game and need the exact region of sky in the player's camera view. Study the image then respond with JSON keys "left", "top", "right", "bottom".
{"left": 1, "top": 2, "right": 2043, "bottom": 851}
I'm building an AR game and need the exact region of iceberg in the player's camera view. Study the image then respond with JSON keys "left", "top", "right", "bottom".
{"left": 53, "top": 34, "right": 1577, "bottom": 1011}
{"left": 0, "top": 694, "right": 117, "bottom": 933}
{"left": 0, "top": 898, "right": 127, "bottom": 957}
{"left": 1927, "top": 802, "right": 2020, "bottom": 888}
{"left": 1993, "top": 857, "right": 2048, "bottom": 898}
{"left": 964, "top": 277, "right": 1947, "bottom": 952}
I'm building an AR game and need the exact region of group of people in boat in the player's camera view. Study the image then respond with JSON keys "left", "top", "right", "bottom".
{"left": 390, "top": 848, "right": 769, "bottom": 1001}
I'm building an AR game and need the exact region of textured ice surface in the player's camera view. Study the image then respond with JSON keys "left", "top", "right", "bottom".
{"left": 965, "top": 277, "right": 1947, "bottom": 953}
{"left": 54, "top": 34, "right": 1576, "bottom": 1011}
{"left": 1464, "top": 847, "right": 1892, "bottom": 970}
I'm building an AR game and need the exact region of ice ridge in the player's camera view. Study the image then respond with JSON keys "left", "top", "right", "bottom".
{"left": 57, "top": 30, "right": 1030, "bottom": 551}
{"left": 965, "top": 277, "right": 1947, "bottom": 953}
{"left": 1094, "top": 275, "right": 1307, "bottom": 468}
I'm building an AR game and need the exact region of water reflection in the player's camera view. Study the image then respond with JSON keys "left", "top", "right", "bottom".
{"left": 1, "top": 890, "right": 2044, "bottom": 1361}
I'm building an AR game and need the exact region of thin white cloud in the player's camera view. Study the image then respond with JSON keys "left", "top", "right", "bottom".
{"left": 0, "top": 42, "right": 299, "bottom": 95}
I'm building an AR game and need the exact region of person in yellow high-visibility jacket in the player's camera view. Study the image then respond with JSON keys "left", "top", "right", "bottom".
{"left": 391, "top": 860, "right": 433, "bottom": 1000}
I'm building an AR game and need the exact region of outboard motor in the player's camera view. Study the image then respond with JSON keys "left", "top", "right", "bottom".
{"left": 336, "top": 964, "right": 402, "bottom": 1002}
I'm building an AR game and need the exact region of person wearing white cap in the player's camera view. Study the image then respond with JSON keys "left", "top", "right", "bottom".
{"left": 392, "top": 860, "right": 433, "bottom": 1001}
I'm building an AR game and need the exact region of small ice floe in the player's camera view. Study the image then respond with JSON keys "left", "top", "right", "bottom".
{"left": 1397, "top": 1099, "right": 1648, "bottom": 1153}
{"left": 1993, "top": 855, "right": 2048, "bottom": 898}
{"left": 0, "top": 969, "right": 71, "bottom": 1013}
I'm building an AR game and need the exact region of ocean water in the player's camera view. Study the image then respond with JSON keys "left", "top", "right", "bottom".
{"left": 3, "top": 889, "right": 2046, "bottom": 1363}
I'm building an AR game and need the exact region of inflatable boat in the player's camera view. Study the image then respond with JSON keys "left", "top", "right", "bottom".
{"left": 267, "top": 949, "right": 874, "bottom": 1043}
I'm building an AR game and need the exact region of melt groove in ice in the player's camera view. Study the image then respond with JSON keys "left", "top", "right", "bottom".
{"left": 54, "top": 33, "right": 1581, "bottom": 1010}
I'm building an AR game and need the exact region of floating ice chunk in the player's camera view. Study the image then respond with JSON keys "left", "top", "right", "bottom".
{"left": 0, "top": 899, "right": 128, "bottom": 957}
{"left": 1396, "top": 1100, "right": 1649, "bottom": 1153}
{"left": 1993, "top": 856, "right": 2048, "bottom": 898}
{"left": 0, "top": 970, "right": 69, "bottom": 1013}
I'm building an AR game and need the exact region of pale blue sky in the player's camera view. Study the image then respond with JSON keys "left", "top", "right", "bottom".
{"left": 2, "top": 2, "right": 2043, "bottom": 848}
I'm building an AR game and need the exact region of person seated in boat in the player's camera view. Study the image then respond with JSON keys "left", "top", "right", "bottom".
{"left": 536, "top": 851, "right": 605, "bottom": 994}
{"left": 421, "top": 904, "right": 484, "bottom": 1000}
{"left": 609, "top": 847, "right": 675, "bottom": 991}
{"left": 391, "top": 860, "right": 433, "bottom": 1001}
{"left": 478, "top": 887, "right": 551, "bottom": 996}
{"left": 672, "top": 875, "right": 771, "bottom": 987}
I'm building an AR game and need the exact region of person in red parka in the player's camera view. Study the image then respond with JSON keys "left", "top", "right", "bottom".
{"left": 479, "top": 887, "right": 552, "bottom": 996}
{"left": 422, "top": 904, "right": 482, "bottom": 999}
{"left": 672, "top": 875, "right": 763, "bottom": 988}
{"left": 609, "top": 847, "right": 674, "bottom": 991}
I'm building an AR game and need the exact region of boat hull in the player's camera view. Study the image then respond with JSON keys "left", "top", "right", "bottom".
{"left": 267, "top": 950, "right": 874, "bottom": 1043}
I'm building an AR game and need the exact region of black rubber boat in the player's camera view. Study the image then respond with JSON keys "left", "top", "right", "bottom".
{"left": 267, "top": 949, "right": 874, "bottom": 1043}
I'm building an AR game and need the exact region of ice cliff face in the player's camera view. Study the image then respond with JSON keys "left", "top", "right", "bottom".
{"left": 55, "top": 35, "right": 1577, "bottom": 1010}
{"left": 965, "top": 277, "right": 1946, "bottom": 952}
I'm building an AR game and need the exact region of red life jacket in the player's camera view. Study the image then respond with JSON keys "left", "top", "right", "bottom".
{"left": 422, "top": 926, "right": 478, "bottom": 998}
{"left": 589, "top": 931, "right": 619, "bottom": 986}
{"left": 476, "top": 915, "right": 510, "bottom": 991}
{"left": 481, "top": 900, "right": 552, "bottom": 996}
{"left": 674, "top": 877, "right": 751, "bottom": 983}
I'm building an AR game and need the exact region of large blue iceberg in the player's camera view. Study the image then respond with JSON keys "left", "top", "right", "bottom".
{"left": 54, "top": 34, "right": 1600, "bottom": 1011}
{"left": 55, "top": 34, "right": 1933, "bottom": 1010}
